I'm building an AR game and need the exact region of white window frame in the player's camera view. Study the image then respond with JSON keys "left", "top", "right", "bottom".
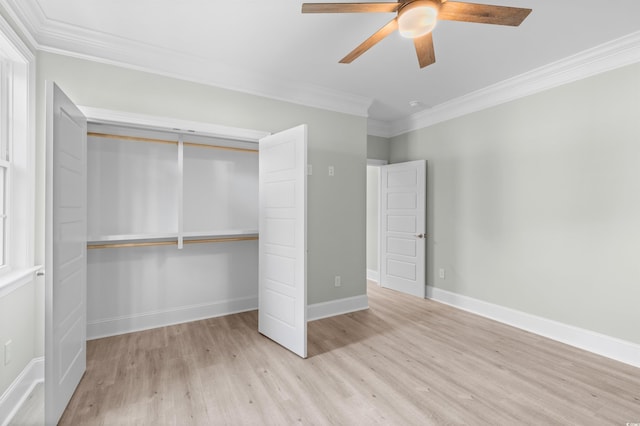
{"left": 0, "top": 12, "right": 35, "bottom": 286}
{"left": 1, "top": 57, "right": 13, "bottom": 270}
{"left": 0, "top": 154, "right": 9, "bottom": 271}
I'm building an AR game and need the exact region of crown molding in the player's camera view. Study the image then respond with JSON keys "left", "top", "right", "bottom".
{"left": 1, "top": 0, "right": 373, "bottom": 118}
{"left": 0, "top": 1, "right": 35, "bottom": 60}
{"left": 388, "top": 30, "right": 640, "bottom": 137}
{"left": 366, "top": 118, "right": 393, "bottom": 138}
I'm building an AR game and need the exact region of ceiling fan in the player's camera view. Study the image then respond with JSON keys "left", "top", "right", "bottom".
{"left": 301, "top": 0, "right": 532, "bottom": 68}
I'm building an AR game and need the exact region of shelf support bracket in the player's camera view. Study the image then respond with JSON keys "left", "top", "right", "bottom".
{"left": 178, "top": 135, "right": 184, "bottom": 249}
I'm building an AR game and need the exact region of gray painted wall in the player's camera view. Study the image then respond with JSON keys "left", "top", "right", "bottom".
{"left": 390, "top": 62, "right": 640, "bottom": 344}
{"left": 367, "top": 135, "right": 390, "bottom": 162}
{"left": 0, "top": 281, "right": 37, "bottom": 395}
{"left": 34, "top": 51, "right": 368, "bottom": 308}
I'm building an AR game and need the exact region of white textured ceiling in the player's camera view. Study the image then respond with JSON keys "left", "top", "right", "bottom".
{"left": 6, "top": 0, "right": 640, "bottom": 129}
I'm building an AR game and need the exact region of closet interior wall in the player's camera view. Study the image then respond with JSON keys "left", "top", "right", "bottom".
{"left": 86, "top": 123, "right": 259, "bottom": 339}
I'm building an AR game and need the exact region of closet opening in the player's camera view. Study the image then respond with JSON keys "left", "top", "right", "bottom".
{"left": 85, "top": 122, "right": 261, "bottom": 340}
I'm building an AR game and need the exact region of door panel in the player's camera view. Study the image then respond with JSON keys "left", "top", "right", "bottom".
{"left": 258, "top": 125, "right": 307, "bottom": 358}
{"left": 45, "top": 82, "right": 87, "bottom": 425}
{"left": 380, "top": 160, "right": 426, "bottom": 298}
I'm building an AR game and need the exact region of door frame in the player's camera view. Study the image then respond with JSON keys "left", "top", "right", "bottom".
{"left": 45, "top": 106, "right": 313, "bottom": 417}
{"left": 376, "top": 160, "right": 427, "bottom": 298}
{"left": 366, "top": 159, "right": 387, "bottom": 285}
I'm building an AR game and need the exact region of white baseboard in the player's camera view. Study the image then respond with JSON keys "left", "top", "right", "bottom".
{"left": 308, "top": 294, "right": 369, "bottom": 321}
{"left": 366, "top": 269, "right": 379, "bottom": 283}
{"left": 0, "top": 357, "right": 44, "bottom": 426}
{"left": 87, "top": 296, "right": 258, "bottom": 340}
{"left": 89, "top": 292, "right": 369, "bottom": 338}
{"left": 427, "top": 286, "right": 640, "bottom": 369}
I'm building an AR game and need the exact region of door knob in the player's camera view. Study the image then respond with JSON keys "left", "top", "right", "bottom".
{"left": 416, "top": 233, "right": 425, "bottom": 239}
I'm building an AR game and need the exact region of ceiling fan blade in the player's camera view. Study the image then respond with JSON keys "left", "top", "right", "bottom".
{"left": 439, "top": 1, "right": 532, "bottom": 26}
{"left": 302, "top": 3, "right": 400, "bottom": 13}
{"left": 340, "top": 18, "right": 398, "bottom": 64}
{"left": 414, "top": 32, "right": 436, "bottom": 68}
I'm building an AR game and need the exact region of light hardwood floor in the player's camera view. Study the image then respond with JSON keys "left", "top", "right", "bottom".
{"left": 58, "top": 282, "right": 640, "bottom": 425}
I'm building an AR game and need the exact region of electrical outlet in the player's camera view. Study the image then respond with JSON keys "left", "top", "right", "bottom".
{"left": 439, "top": 268, "right": 446, "bottom": 279}
{"left": 334, "top": 275, "right": 341, "bottom": 287}
{"left": 4, "top": 340, "right": 12, "bottom": 366}
{"left": 328, "top": 166, "right": 335, "bottom": 176}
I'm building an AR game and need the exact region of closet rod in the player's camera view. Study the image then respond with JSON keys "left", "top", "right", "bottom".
{"left": 182, "top": 141, "right": 257, "bottom": 153}
{"left": 88, "top": 132, "right": 258, "bottom": 153}
{"left": 87, "top": 235, "right": 258, "bottom": 250}
{"left": 88, "top": 132, "right": 177, "bottom": 146}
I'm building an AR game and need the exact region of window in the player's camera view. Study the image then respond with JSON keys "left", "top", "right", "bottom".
{"left": 0, "top": 14, "right": 34, "bottom": 280}
{"left": 1, "top": 58, "right": 11, "bottom": 269}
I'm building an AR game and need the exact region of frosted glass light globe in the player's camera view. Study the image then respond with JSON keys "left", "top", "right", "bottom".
{"left": 398, "top": 2, "right": 439, "bottom": 38}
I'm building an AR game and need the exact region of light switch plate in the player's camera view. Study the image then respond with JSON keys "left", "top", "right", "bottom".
{"left": 4, "top": 340, "right": 12, "bottom": 366}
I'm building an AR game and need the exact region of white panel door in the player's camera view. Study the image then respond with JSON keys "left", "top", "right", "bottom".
{"left": 45, "top": 82, "right": 87, "bottom": 424}
{"left": 380, "top": 160, "right": 426, "bottom": 298}
{"left": 258, "top": 125, "right": 307, "bottom": 358}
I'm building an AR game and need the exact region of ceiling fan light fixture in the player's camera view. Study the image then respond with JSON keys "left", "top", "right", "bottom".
{"left": 398, "top": 0, "right": 439, "bottom": 39}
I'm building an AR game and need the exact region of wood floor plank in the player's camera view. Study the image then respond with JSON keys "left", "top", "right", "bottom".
{"left": 58, "top": 282, "right": 640, "bottom": 425}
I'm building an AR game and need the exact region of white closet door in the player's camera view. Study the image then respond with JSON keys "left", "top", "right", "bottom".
{"left": 258, "top": 125, "right": 307, "bottom": 358}
{"left": 45, "top": 82, "right": 87, "bottom": 424}
{"left": 380, "top": 160, "right": 426, "bottom": 298}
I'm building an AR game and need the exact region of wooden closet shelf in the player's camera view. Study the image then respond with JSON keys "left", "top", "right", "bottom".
{"left": 88, "top": 132, "right": 258, "bottom": 153}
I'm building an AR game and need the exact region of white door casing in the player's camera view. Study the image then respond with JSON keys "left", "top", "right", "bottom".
{"left": 258, "top": 125, "right": 307, "bottom": 358}
{"left": 380, "top": 160, "right": 426, "bottom": 298}
{"left": 45, "top": 82, "right": 87, "bottom": 424}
